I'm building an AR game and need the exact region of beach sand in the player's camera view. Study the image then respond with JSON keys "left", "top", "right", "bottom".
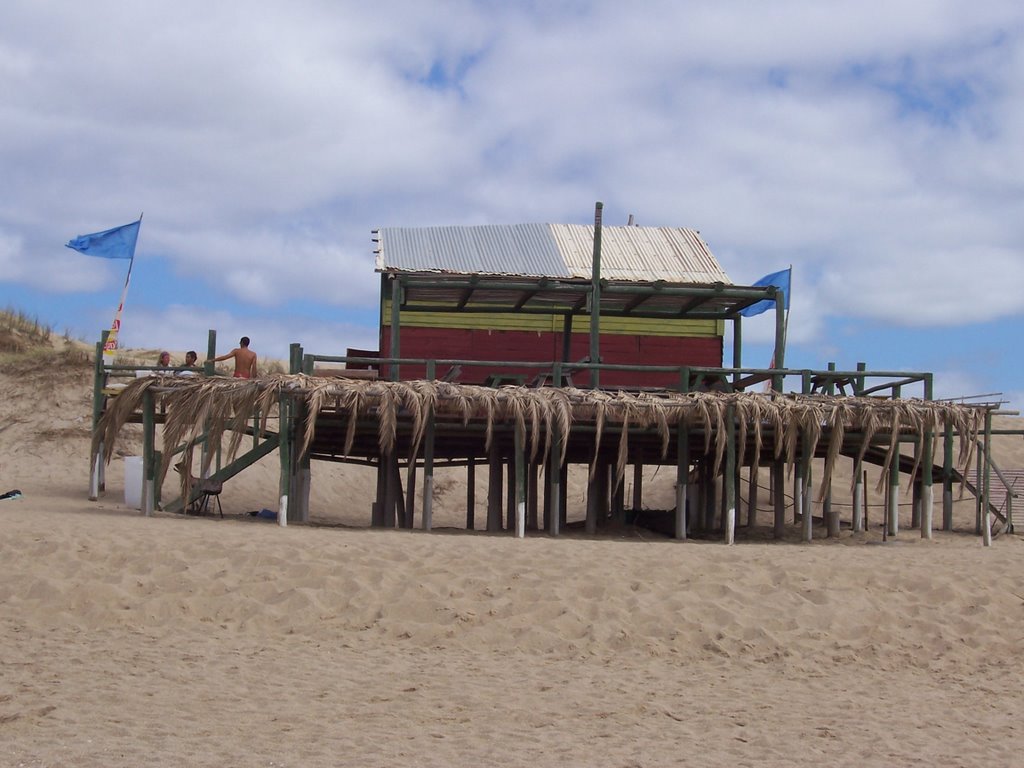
{"left": 2, "top": 353, "right": 1023, "bottom": 766}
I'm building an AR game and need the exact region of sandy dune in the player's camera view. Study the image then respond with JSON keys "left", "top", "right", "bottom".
{"left": 1, "top": 353, "right": 1023, "bottom": 766}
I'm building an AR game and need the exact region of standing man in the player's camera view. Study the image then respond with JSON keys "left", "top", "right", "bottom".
{"left": 209, "top": 336, "right": 258, "bottom": 379}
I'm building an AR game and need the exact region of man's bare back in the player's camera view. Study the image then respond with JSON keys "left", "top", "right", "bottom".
{"left": 209, "top": 336, "right": 258, "bottom": 378}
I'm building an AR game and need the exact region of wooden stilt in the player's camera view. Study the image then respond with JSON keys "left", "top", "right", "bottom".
{"left": 505, "top": 458, "right": 515, "bottom": 531}
{"left": 889, "top": 446, "right": 900, "bottom": 536}
{"left": 794, "top": 460, "right": 804, "bottom": 527}
{"left": 725, "top": 407, "right": 736, "bottom": 545}
{"left": 585, "top": 465, "right": 599, "bottom": 535}
{"left": 549, "top": 427, "right": 562, "bottom": 536}
{"left": 825, "top": 482, "right": 839, "bottom": 538}
{"left": 748, "top": 464, "right": 759, "bottom": 527}
{"left": 772, "top": 458, "right": 786, "bottom": 539}
{"left": 514, "top": 427, "right": 526, "bottom": 538}
{"left": 527, "top": 462, "right": 539, "bottom": 531}
{"left": 675, "top": 423, "right": 689, "bottom": 540}
{"left": 611, "top": 465, "right": 625, "bottom": 526}
{"left": 404, "top": 459, "right": 417, "bottom": 529}
{"left": 983, "top": 410, "right": 992, "bottom": 547}
{"left": 277, "top": 395, "right": 291, "bottom": 528}
{"left": 852, "top": 460, "right": 865, "bottom": 532}
{"left": 372, "top": 460, "right": 386, "bottom": 527}
{"left": 632, "top": 458, "right": 643, "bottom": 513}
{"left": 801, "top": 440, "right": 812, "bottom": 543}
{"left": 487, "top": 441, "right": 503, "bottom": 532}
{"left": 142, "top": 389, "right": 155, "bottom": 517}
{"left": 942, "top": 422, "right": 954, "bottom": 531}
{"left": 422, "top": 406, "right": 435, "bottom": 531}
{"left": 466, "top": 458, "right": 475, "bottom": 531}
{"left": 384, "top": 452, "right": 400, "bottom": 528}
{"left": 558, "top": 463, "right": 568, "bottom": 530}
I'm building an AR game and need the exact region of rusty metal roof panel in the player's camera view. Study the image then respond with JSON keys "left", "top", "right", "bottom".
{"left": 375, "top": 223, "right": 569, "bottom": 278}
{"left": 549, "top": 224, "right": 730, "bottom": 284}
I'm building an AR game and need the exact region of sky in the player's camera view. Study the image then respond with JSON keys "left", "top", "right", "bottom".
{"left": 1, "top": 1, "right": 1021, "bottom": 407}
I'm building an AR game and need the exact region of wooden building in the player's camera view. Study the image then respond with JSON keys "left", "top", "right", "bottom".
{"left": 373, "top": 220, "right": 782, "bottom": 388}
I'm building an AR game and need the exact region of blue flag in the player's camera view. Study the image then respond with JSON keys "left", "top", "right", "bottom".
{"left": 739, "top": 267, "right": 791, "bottom": 317}
{"left": 66, "top": 219, "right": 141, "bottom": 260}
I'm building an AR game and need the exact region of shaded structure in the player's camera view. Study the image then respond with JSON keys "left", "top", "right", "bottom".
{"left": 89, "top": 205, "right": 1019, "bottom": 544}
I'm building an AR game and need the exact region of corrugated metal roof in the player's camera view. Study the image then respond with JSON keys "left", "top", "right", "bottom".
{"left": 375, "top": 223, "right": 731, "bottom": 285}
{"left": 375, "top": 223, "right": 568, "bottom": 278}
{"left": 550, "top": 224, "right": 730, "bottom": 283}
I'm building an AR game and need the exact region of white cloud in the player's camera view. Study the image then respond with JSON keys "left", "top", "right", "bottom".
{"left": 1, "top": 0, "right": 1022, "bottom": 397}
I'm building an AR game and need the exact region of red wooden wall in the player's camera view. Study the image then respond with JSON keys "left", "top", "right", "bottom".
{"left": 380, "top": 327, "right": 722, "bottom": 388}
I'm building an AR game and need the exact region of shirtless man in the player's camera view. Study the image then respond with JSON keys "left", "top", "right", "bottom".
{"left": 209, "top": 336, "right": 258, "bottom": 379}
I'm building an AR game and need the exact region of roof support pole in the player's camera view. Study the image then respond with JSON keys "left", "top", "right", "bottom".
{"left": 675, "top": 423, "right": 689, "bottom": 539}
{"left": 725, "top": 407, "right": 736, "bottom": 545}
{"left": 422, "top": 360, "right": 436, "bottom": 531}
{"left": 389, "top": 277, "right": 402, "bottom": 381}
{"left": 921, "top": 374, "right": 934, "bottom": 539}
{"left": 732, "top": 315, "right": 742, "bottom": 389}
{"left": 942, "top": 420, "right": 954, "bottom": 531}
{"left": 772, "top": 287, "right": 786, "bottom": 391}
{"left": 589, "top": 202, "right": 603, "bottom": 389}
{"left": 982, "top": 409, "right": 993, "bottom": 547}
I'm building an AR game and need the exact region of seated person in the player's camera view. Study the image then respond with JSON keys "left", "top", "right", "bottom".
{"left": 178, "top": 350, "right": 200, "bottom": 376}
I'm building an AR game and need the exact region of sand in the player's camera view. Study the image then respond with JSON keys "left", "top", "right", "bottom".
{"left": 2, "top": 353, "right": 1023, "bottom": 766}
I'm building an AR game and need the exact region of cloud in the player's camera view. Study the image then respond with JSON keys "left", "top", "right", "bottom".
{"left": 0, "top": 1, "right": 1022, "bottom": 400}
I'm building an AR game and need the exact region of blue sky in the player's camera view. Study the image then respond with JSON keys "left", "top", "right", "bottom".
{"left": 1, "top": 1, "right": 1021, "bottom": 407}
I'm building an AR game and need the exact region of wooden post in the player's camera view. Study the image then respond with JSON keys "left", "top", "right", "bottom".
{"left": 921, "top": 439, "right": 934, "bottom": 540}
{"left": 911, "top": 471, "right": 921, "bottom": 530}
{"left": 852, "top": 462, "right": 865, "bottom": 532}
{"left": 974, "top": 432, "right": 983, "bottom": 535}
{"left": 585, "top": 463, "right": 599, "bottom": 535}
{"left": 982, "top": 410, "right": 992, "bottom": 547}
{"left": 801, "top": 437, "right": 812, "bottom": 543}
{"left": 89, "top": 335, "right": 107, "bottom": 500}
{"left": 372, "top": 460, "right": 386, "bottom": 526}
{"left": 747, "top": 464, "right": 759, "bottom": 528}
{"left": 559, "top": 463, "right": 568, "bottom": 531}
{"left": 611, "top": 465, "right": 625, "bottom": 526}
{"left": 466, "top": 458, "right": 476, "bottom": 531}
{"left": 632, "top": 456, "right": 643, "bottom": 513}
{"left": 825, "top": 483, "right": 838, "bottom": 537}
{"left": 487, "top": 441, "right": 503, "bottom": 532}
{"left": 506, "top": 458, "right": 515, "bottom": 531}
{"left": 277, "top": 395, "right": 290, "bottom": 528}
{"left": 794, "top": 458, "right": 804, "bottom": 525}
{"left": 589, "top": 201, "right": 603, "bottom": 390}
{"left": 942, "top": 421, "right": 954, "bottom": 531}
{"left": 888, "top": 444, "right": 900, "bottom": 537}
{"left": 527, "top": 461, "right": 539, "bottom": 531}
{"left": 772, "top": 458, "right": 786, "bottom": 539}
{"left": 422, "top": 364, "right": 436, "bottom": 531}
{"left": 514, "top": 427, "right": 526, "bottom": 538}
{"left": 389, "top": 277, "right": 401, "bottom": 382}
{"left": 404, "top": 459, "right": 417, "bottom": 529}
{"left": 142, "top": 388, "right": 155, "bottom": 517}
{"left": 725, "top": 406, "right": 736, "bottom": 545}
{"left": 675, "top": 423, "right": 689, "bottom": 540}
{"left": 549, "top": 424, "right": 562, "bottom": 536}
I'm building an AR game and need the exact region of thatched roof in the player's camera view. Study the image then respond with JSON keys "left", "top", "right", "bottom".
{"left": 95, "top": 375, "right": 984, "bottom": 504}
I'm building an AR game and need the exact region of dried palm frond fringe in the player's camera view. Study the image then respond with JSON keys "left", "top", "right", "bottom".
{"left": 93, "top": 375, "right": 985, "bottom": 505}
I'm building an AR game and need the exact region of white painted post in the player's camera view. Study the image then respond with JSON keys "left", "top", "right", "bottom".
{"left": 143, "top": 478, "right": 154, "bottom": 517}
{"left": 921, "top": 484, "right": 933, "bottom": 540}
{"left": 89, "top": 448, "right": 102, "bottom": 501}
{"left": 278, "top": 494, "right": 288, "bottom": 527}
{"left": 852, "top": 472, "right": 864, "bottom": 533}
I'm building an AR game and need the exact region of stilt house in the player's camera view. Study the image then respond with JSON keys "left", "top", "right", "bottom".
{"left": 373, "top": 222, "right": 776, "bottom": 388}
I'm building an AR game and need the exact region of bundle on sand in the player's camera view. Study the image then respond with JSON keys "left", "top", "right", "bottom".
{"left": 93, "top": 375, "right": 985, "bottom": 506}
